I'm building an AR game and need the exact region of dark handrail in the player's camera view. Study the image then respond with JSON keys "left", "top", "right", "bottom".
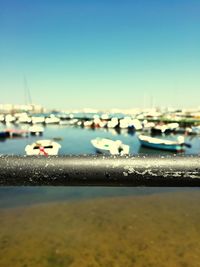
{"left": 0, "top": 155, "right": 200, "bottom": 186}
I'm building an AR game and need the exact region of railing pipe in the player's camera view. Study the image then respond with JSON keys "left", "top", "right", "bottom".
{"left": 0, "top": 155, "right": 200, "bottom": 186}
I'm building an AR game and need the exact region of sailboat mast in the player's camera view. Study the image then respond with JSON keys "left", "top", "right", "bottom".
{"left": 24, "top": 76, "right": 32, "bottom": 105}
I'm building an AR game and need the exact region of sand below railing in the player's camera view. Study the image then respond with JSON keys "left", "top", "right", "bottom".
{"left": 0, "top": 191, "right": 200, "bottom": 267}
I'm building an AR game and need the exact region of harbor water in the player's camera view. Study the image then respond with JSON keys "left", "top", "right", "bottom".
{"left": 1, "top": 123, "right": 200, "bottom": 155}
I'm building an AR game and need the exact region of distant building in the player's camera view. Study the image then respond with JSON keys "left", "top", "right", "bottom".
{"left": 0, "top": 103, "right": 45, "bottom": 114}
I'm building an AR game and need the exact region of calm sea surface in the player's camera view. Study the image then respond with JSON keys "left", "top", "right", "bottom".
{"left": 1, "top": 123, "right": 200, "bottom": 155}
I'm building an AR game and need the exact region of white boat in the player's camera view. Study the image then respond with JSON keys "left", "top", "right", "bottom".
{"left": 130, "top": 119, "right": 143, "bottom": 130}
{"left": 191, "top": 125, "right": 200, "bottom": 134}
{"left": 151, "top": 123, "right": 179, "bottom": 135}
{"left": 119, "top": 118, "right": 142, "bottom": 130}
{"left": 69, "top": 119, "right": 78, "bottom": 125}
{"left": 31, "top": 116, "right": 45, "bottom": 124}
{"left": 0, "top": 114, "right": 5, "bottom": 122}
{"left": 5, "top": 114, "right": 16, "bottom": 123}
{"left": 15, "top": 113, "right": 31, "bottom": 124}
{"left": 99, "top": 120, "right": 107, "bottom": 128}
{"left": 59, "top": 120, "right": 70, "bottom": 125}
{"left": 29, "top": 125, "right": 44, "bottom": 135}
{"left": 25, "top": 140, "right": 61, "bottom": 156}
{"left": 142, "top": 121, "right": 155, "bottom": 132}
{"left": 83, "top": 120, "right": 94, "bottom": 127}
{"left": 91, "top": 138, "right": 129, "bottom": 155}
{"left": 45, "top": 115, "right": 60, "bottom": 124}
{"left": 107, "top": 118, "right": 119, "bottom": 128}
{"left": 119, "top": 118, "right": 129, "bottom": 129}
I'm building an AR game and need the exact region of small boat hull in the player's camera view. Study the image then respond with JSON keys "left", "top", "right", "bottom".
{"left": 30, "top": 132, "right": 43, "bottom": 136}
{"left": 140, "top": 140, "right": 184, "bottom": 152}
{"left": 95, "top": 148, "right": 111, "bottom": 155}
{"left": 29, "top": 126, "right": 44, "bottom": 136}
{"left": 5, "top": 129, "right": 29, "bottom": 138}
{"left": 91, "top": 138, "right": 129, "bottom": 155}
{"left": 0, "top": 131, "right": 8, "bottom": 138}
{"left": 138, "top": 134, "right": 186, "bottom": 152}
{"left": 25, "top": 140, "right": 61, "bottom": 156}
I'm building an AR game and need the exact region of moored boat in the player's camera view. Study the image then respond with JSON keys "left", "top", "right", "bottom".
{"left": 25, "top": 140, "right": 61, "bottom": 156}
{"left": 91, "top": 138, "right": 129, "bottom": 155}
{"left": 5, "top": 129, "right": 29, "bottom": 138}
{"left": 83, "top": 120, "right": 94, "bottom": 128}
{"left": 0, "top": 130, "right": 9, "bottom": 139}
{"left": 17, "top": 114, "right": 32, "bottom": 124}
{"left": 151, "top": 123, "right": 179, "bottom": 135}
{"left": 107, "top": 118, "right": 119, "bottom": 128}
{"left": 31, "top": 116, "right": 45, "bottom": 124}
{"left": 0, "top": 114, "right": 5, "bottom": 123}
{"left": 5, "top": 114, "right": 16, "bottom": 124}
{"left": 138, "top": 134, "right": 187, "bottom": 152}
{"left": 191, "top": 126, "right": 200, "bottom": 135}
{"left": 29, "top": 125, "right": 44, "bottom": 136}
{"left": 45, "top": 115, "right": 60, "bottom": 124}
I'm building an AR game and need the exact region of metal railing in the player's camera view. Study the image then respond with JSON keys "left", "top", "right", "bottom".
{"left": 0, "top": 155, "right": 200, "bottom": 186}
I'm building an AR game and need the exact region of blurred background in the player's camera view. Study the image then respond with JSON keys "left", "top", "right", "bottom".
{"left": 1, "top": 1, "right": 200, "bottom": 266}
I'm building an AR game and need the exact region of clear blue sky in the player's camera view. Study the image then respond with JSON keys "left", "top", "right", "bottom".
{"left": 0, "top": 0, "right": 200, "bottom": 109}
